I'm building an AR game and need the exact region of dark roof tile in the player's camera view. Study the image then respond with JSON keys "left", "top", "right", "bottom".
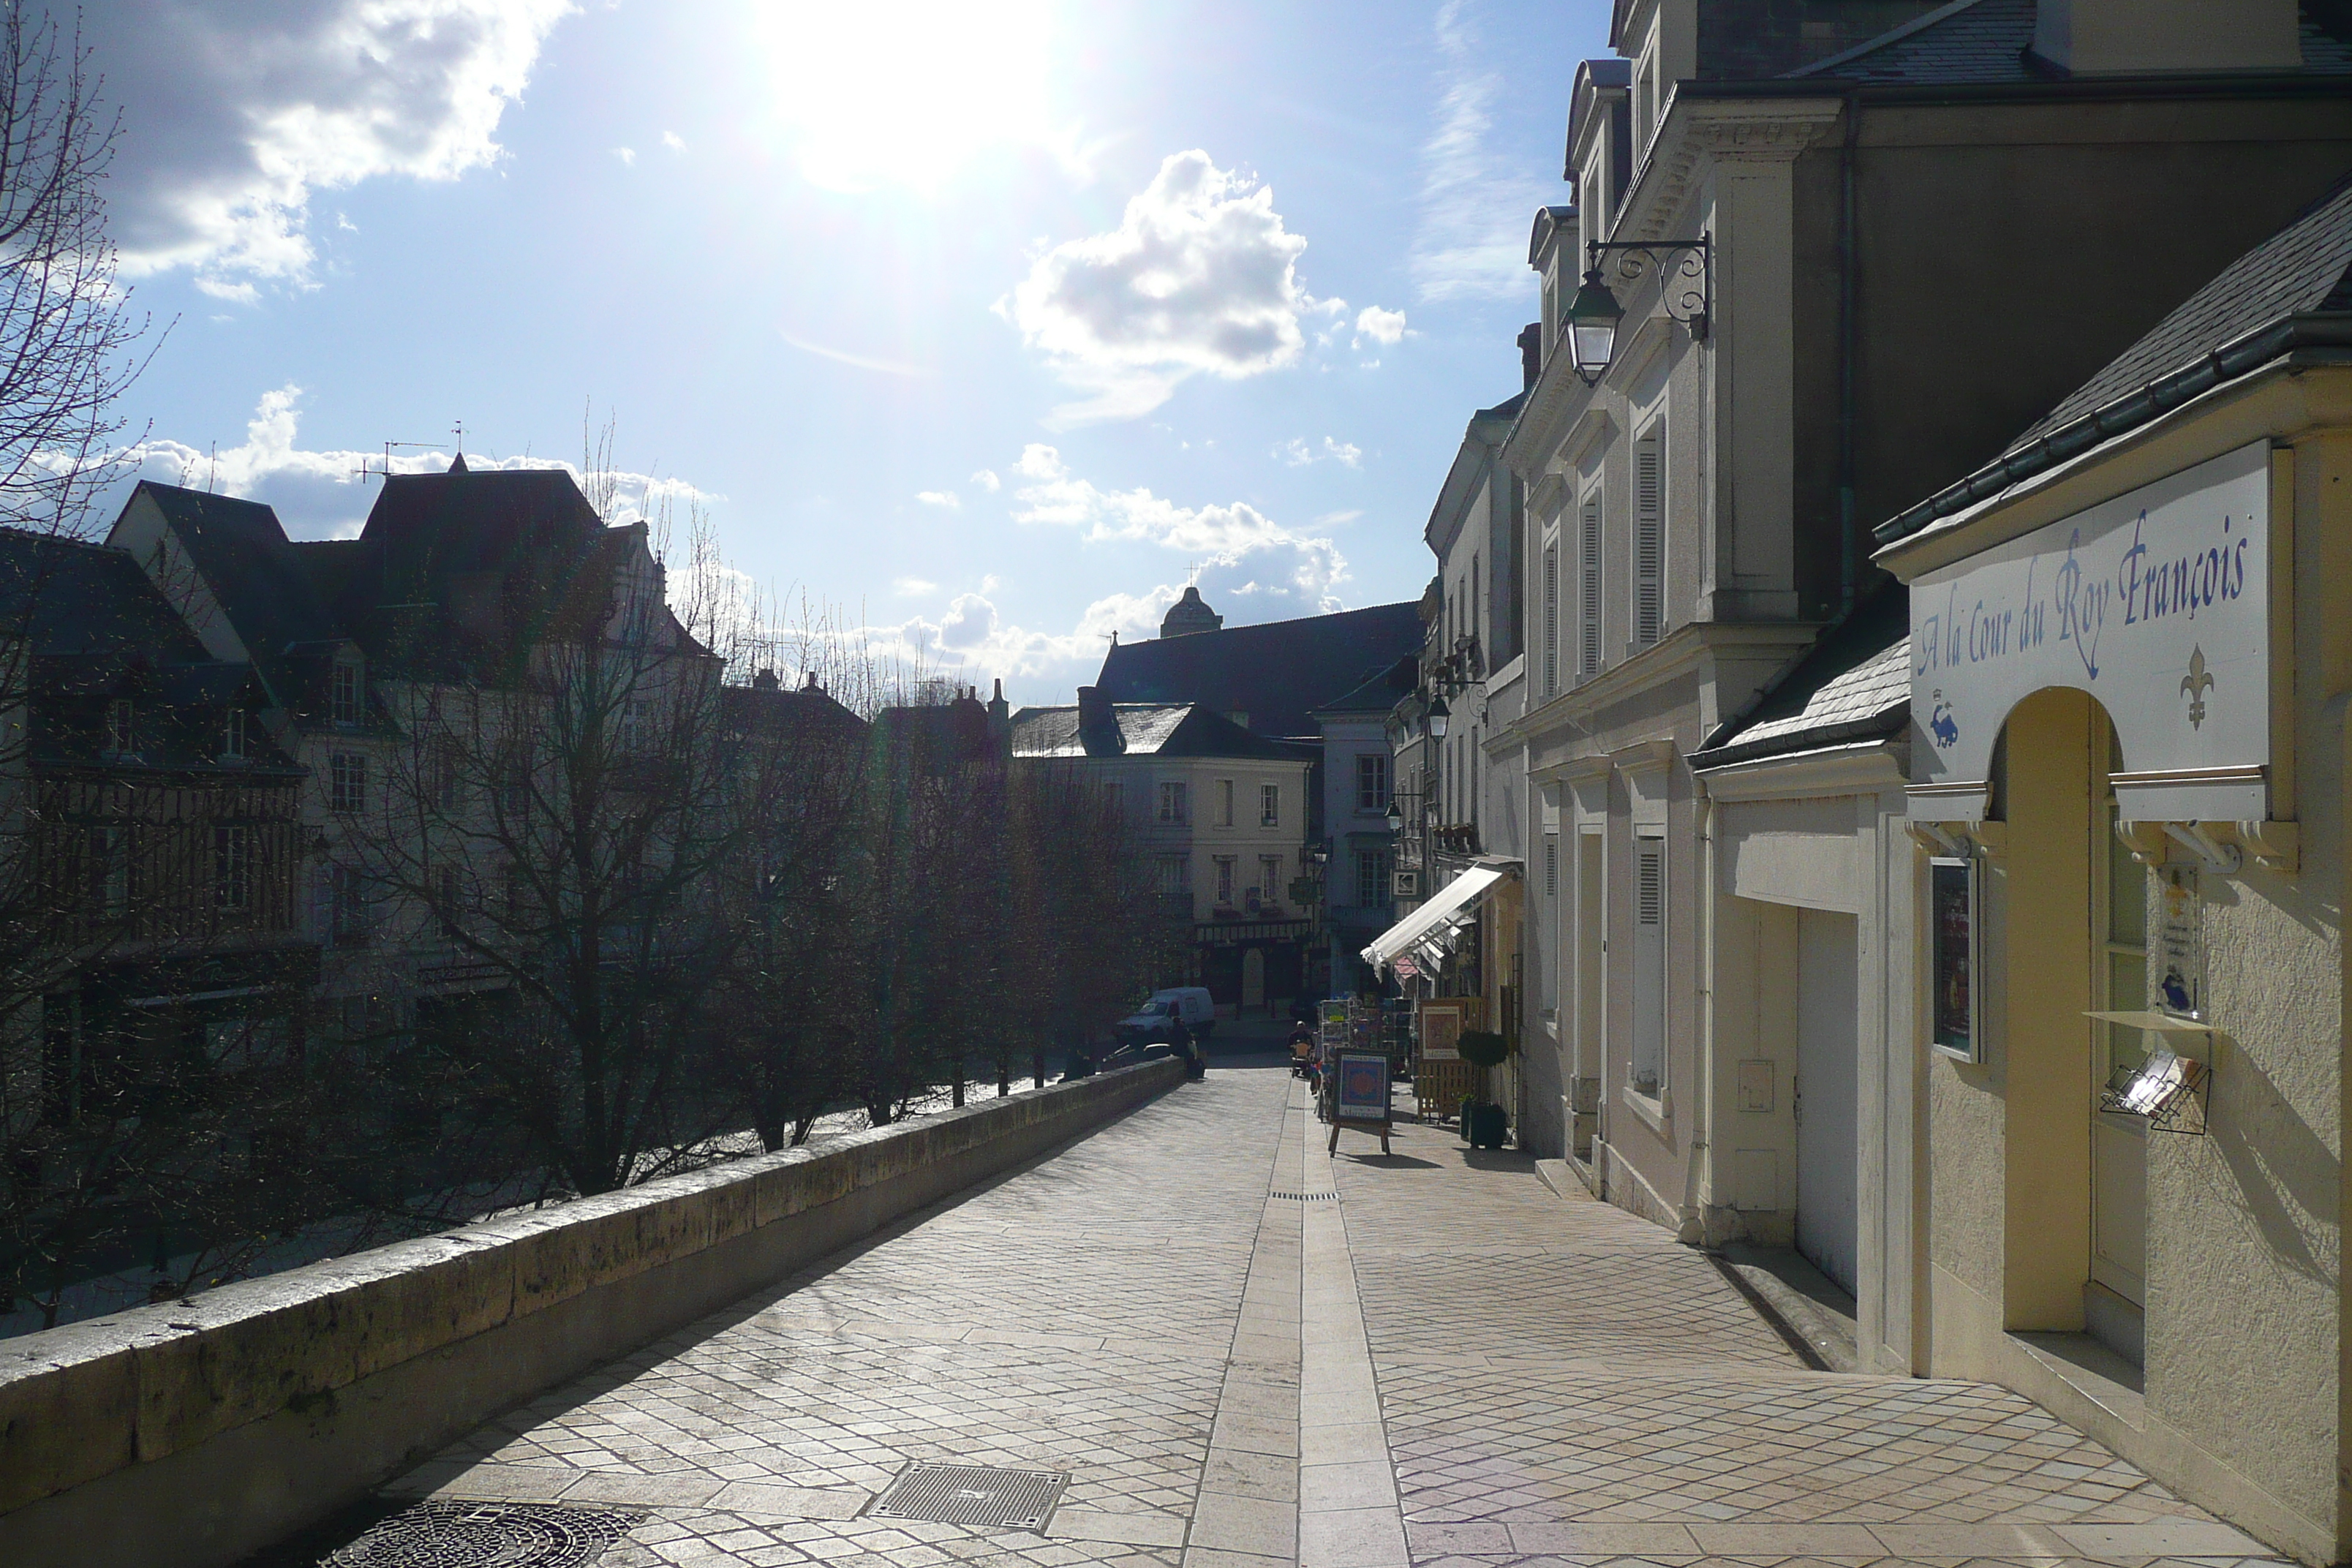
{"left": 1093, "top": 603, "right": 1423, "bottom": 742}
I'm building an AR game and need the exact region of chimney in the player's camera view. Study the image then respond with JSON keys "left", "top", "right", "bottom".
{"left": 753, "top": 667, "right": 779, "bottom": 692}
{"left": 988, "top": 676, "right": 1009, "bottom": 727}
{"left": 1518, "top": 322, "right": 1543, "bottom": 390}
{"left": 2032, "top": 0, "right": 2299, "bottom": 73}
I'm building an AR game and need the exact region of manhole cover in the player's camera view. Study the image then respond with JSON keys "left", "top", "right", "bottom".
{"left": 871, "top": 1463, "right": 1068, "bottom": 1531}
{"left": 323, "top": 1501, "right": 643, "bottom": 1567}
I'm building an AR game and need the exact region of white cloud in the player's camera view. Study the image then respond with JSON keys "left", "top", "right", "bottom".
{"left": 970, "top": 469, "right": 1001, "bottom": 491}
{"left": 1009, "top": 443, "right": 1346, "bottom": 609}
{"left": 1313, "top": 509, "right": 1365, "bottom": 527}
{"left": 1354, "top": 305, "right": 1409, "bottom": 346}
{"left": 93, "top": 1, "right": 573, "bottom": 298}
{"left": 1411, "top": 1, "right": 1553, "bottom": 303}
{"left": 893, "top": 577, "right": 938, "bottom": 597}
{"left": 1277, "top": 437, "right": 1362, "bottom": 469}
{"left": 614, "top": 146, "right": 636, "bottom": 166}
{"left": 90, "top": 384, "right": 718, "bottom": 540}
{"left": 1002, "top": 151, "right": 1317, "bottom": 425}
{"left": 915, "top": 489, "right": 961, "bottom": 509}
{"left": 662, "top": 130, "right": 685, "bottom": 151}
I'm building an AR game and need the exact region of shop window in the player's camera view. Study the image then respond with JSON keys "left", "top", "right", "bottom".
{"left": 1632, "top": 832, "right": 1666, "bottom": 1097}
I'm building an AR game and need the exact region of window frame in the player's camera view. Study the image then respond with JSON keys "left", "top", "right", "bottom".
{"left": 331, "top": 752, "right": 367, "bottom": 815}
{"left": 1259, "top": 782, "right": 1280, "bottom": 828}
{"left": 1354, "top": 753, "right": 1390, "bottom": 813}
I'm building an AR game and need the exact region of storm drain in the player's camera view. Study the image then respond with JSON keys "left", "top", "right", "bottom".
{"left": 325, "top": 1501, "right": 643, "bottom": 1567}
{"left": 1271, "top": 1191, "right": 1339, "bottom": 1202}
{"left": 870, "top": 1463, "right": 1068, "bottom": 1531}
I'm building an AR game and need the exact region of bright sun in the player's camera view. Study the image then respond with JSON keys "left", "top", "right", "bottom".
{"left": 755, "top": 0, "right": 1056, "bottom": 195}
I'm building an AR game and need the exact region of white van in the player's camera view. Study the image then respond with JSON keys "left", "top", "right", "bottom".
{"left": 1113, "top": 987, "right": 1217, "bottom": 1046}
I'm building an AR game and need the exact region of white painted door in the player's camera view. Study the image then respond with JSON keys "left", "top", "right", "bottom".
{"left": 1795, "top": 908, "right": 1860, "bottom": 1296}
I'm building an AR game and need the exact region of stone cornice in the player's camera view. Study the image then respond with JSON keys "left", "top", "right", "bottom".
{"left": 1690, "top": 739, "right": 1909, "bottom": 802}
{"left": 1614, "top": 89, "right": 1846, "bottom": 247}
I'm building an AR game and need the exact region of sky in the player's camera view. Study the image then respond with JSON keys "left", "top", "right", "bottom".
{"left": 80, "top": 0, "right": 1610, "bottom": 702}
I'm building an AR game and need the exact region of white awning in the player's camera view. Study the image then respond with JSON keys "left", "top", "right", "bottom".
{"left": 1362, "top": 864, "right": 1504, "bottom": 971}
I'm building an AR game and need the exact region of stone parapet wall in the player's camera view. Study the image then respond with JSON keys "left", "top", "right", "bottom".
{"left": 0, "top": 1059, "right": 1184, "bottom": 1568}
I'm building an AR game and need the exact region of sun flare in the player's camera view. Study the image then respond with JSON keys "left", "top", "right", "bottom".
{"left": 755, "top": 0, "right": 1055, "bottom": 194}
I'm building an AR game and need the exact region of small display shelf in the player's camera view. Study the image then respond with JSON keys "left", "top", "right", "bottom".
{"left": 2085, "top": 1011, "right": 2215, "bottom": 1136}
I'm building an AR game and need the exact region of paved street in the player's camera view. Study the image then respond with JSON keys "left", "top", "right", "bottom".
{"left": 340, "top": 1062, "right": 2288, "bottom": 1567}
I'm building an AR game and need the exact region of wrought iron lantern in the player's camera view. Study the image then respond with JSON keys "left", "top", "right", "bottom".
{"left": 1567, "top": 233, "right": 1713, "bottom": 386}
{"left": 1426, "top": 695, "right": 1451, "bottom": 740}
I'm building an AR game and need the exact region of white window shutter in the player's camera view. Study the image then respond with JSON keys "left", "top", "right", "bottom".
{"left": 1579, "top": 494, "right": 1602, "bottom": 676}
{"left": 1541, "top": 544, "right": 1559, "bottom": 697}
{"left": 1635, "top": 429, "right": 1663, "bottom": 649}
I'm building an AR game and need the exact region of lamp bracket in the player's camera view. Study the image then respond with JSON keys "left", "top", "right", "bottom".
{"left": 1588, "top": 234, "right": 1713, "bottom": 342}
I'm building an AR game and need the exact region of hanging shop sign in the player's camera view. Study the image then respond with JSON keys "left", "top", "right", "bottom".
{"left": 1929, "top": 856, "right": 1978, "bottom": 1061}
{"left": 1910, "top": 441, "right": 2272, "bottom": 821}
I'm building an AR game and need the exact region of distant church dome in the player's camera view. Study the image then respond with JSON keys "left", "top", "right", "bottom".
{"left": 1160, "top": 584, "right": 1224, "bottom": 638}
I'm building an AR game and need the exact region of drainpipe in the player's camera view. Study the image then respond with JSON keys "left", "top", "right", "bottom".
{"left": 1836, "top": 91, "right": 1860, "bottom": 615}
{"left": 1683, "top": 785, "right": 1719, "bottom": 1244}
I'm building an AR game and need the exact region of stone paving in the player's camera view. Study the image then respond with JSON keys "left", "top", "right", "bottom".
{"left": 330, "top": 1061, "right": 2293, "bottom": 1568}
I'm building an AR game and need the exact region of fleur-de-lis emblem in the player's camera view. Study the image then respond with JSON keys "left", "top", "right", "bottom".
{"left": 2181, "top": 645, "right": 2215, "bottom": 729}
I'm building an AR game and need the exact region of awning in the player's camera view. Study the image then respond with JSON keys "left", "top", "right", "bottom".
{"left": 1362, "top": 864, "right": 1504, "bottom": 972}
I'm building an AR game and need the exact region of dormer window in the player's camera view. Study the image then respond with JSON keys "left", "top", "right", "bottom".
{"left": 331, "top": 661, "right": 362, "bottom": 726}
{"left": 105, "top": 698, "right": 135, "bottom": 758}
{"left": 222, "top": 708, "right": 247, "bottom": 762}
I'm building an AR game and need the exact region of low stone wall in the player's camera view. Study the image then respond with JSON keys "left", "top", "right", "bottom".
{"left": 0, "top": 1058, "right": 1184, "bottom": 1568}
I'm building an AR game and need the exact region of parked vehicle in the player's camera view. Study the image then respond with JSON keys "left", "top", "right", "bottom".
{"left": 1114, "top": 987, "right": 1216, "bottom": 1046}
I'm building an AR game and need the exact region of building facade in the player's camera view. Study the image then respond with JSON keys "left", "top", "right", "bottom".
{"left": 1503, "top": 0, "right": 2352, "bottom": 1373}
{"left": 1011, "top": 692, "right": 1317, "bottom": 1012}
{"left": 1874, "top": 175, "right": 2352, "bottom": 1565}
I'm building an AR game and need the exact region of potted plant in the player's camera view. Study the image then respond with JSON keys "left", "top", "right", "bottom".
{"left": 1455, "top": 1029, "right": 1509, "bottom": 1149}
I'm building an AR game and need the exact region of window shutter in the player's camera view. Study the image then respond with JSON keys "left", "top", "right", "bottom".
{"left": 1541, "top": 544, "right": 1558, "bottom": 697}
{"left": 1635, "top": 429, "right": 1664, "bottom": 648}
{"left": 1632, "top": 838, "right": 1666, "bottom": 1095}
{"left": 1544, "top": 834, "right": 1559, "bottom": 899}
{"left": 1579, "top": 494, "right": 1602, "bottom": 676}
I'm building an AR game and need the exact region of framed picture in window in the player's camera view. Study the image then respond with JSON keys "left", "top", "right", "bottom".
{"left": 1929, "top": 855, "right": 1979, "bottom": 1061}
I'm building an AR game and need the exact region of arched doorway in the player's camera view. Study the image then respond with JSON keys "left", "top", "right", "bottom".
{"left": 1994, "top": 687, "right": 2144, "bottom": 1360}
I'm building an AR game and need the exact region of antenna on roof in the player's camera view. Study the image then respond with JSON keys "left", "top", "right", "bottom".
{"left": 452, "top": 418, "right": 464, "bottom": 456}
{"left": 206, "top": 442, "right": 217, "bottom": 494}
{"left": 353, "top": 438, "right": 445, "bottom": 485}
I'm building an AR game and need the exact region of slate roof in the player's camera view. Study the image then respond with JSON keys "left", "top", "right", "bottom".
{"left": 1092, "top": 602, "right": 1424, "bottom": 742}
{"left": 1789, "top": 0, "right": 2352, "bottom": 83}
{"left": 0, "top": 527, "right": 210, "bottom": 660}
{"left": 1877, "top": 170, "right": 2352, "bottom": 543}
{"left": 1011, "top": 703, "right": 1313, "bottom": 761}
{"left": 1692, "top": 582, "right": 1909, "bottom": 769}
{"left": 1313, "top": 656, "right": 1418, "bottom": 719}
{"left": 134, "top": 483, "right": 340, "bottom": 657}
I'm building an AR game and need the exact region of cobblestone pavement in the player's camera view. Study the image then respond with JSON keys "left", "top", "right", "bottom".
{"left": 342, "top": 1066, "right": 2292, "bottom": 1568}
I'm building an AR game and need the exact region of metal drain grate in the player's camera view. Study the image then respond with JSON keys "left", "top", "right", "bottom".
{"left": 325, "top": 1501, "right": 643, "bottom": 1567}
{"left": 871, "top": 1463, "right": 1069, "bottom": 1531}
{"left": 1270, "top": 1191, "right": 1339, "bottom": 1202}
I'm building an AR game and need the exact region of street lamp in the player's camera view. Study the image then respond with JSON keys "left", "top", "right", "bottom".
{"left": 1566, "top": 267, "right": 1623, "bottom": 385}
{"left": 1567, "top": 234, "right": 1713, "bottom": 387}
{"left": 1426, "top": 696, "right": 1450, "bottom": 739}
{"left": 1384, "top": 799, "right": 1403, "bottom": 832}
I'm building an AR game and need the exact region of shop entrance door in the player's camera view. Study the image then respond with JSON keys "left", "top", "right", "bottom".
{"left": 1795, "top": 908, "right": 1860, "bottom": 1297}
